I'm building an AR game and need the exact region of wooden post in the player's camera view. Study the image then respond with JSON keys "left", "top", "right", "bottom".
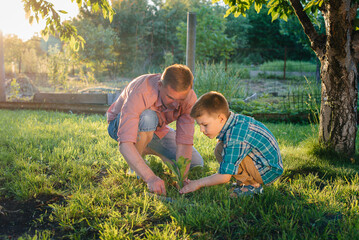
{"left": 186, "top": 12, "right": 196, "bottom": 76}
{"left": 0, "top": 30, "right": 6, "bottom": 102}
{"left": 283, "top": 46, "right": 287, "bottom": 80}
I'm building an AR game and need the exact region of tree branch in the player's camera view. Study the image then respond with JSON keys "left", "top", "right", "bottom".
{"left": 288, "top": 0, "right": 325, "bottom": 58}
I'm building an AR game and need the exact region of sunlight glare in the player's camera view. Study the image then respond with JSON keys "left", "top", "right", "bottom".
{"left": 0, "top": 0, "right": 78, "bottom": 41}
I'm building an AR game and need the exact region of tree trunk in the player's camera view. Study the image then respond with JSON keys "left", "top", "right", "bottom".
{"left": 319, "top": 1, "right": 358, "bottom": 156}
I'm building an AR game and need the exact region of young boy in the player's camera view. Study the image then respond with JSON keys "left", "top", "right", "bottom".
{"left": 179, "top": 91, "right": 283, "bottom": 197}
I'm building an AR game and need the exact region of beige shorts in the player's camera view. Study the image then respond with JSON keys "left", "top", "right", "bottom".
{"left": 214, "top": 141, "right": 263, "bottom": 186}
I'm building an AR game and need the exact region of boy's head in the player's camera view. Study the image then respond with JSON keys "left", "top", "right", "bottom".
{"left": 159, "top": 64, "right": 193, "bottom": 110}
{"left": 190, "top": 91, "right": 230, "bottom": 139}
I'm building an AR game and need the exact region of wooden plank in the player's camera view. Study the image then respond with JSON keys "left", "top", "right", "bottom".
{"left": 0, "top": 102, "right": 108, "bottom": 115}
{"left": 33, "top": 93, "right": 108, "bottom": 105}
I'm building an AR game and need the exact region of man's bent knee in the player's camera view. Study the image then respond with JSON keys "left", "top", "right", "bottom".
{"left": 139, "top": 109, "right": 159, "bottom": 132}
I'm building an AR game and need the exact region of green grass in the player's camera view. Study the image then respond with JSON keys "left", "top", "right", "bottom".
{"left": 194, "top": 62, "right": 250, "bottom": 101}
{"left": 0, "top": 110, "right": 359, "bottom": 239}
{"left": 259, "top": 60, "right": 317, "bottom": 72}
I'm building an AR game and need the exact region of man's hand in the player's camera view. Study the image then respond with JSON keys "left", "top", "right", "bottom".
{"left": 179, "top": 179, "right": 201, "bottom": 194}
{"left": 147, "top": 176, "right": 166, "bottom": 196}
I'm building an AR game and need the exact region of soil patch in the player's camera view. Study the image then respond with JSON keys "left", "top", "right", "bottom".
{"left": 0, "top": 193, "right": 65, "bottom": 239}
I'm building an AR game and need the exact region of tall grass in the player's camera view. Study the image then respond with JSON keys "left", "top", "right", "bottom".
{"left": 0, "top": 110, "right": 359, "bottom": 239}
{"left": 194, "top": 62, "right": 249, "bottom": 100}
{"left": 259, "top": 60, "right": 317, "bottom": 72}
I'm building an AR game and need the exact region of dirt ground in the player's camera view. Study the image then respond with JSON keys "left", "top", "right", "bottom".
{"left": 0, "top": 194, "right": 65, "bottom": 239}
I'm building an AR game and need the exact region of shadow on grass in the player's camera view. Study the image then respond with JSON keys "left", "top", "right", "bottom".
{"left": 0, "top": 194, "right": 66, "bottom": 239}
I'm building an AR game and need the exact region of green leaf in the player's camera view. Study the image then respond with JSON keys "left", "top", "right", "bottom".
{"left": 76, "top": 0, "right": 82, "bottom": 8}
{"left": 59, "top": 10, "right": 68, "bottom": 14}
{"left": 164, "top": 156, "right": 191, "bottom": 189}
{"left": 29, "top": 16, "right": 34, "bottom": 25}
{"left": 254, "top": 2, "right": 262, "bottom": 13}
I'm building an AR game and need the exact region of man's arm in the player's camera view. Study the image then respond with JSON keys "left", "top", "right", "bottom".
{"left": 179, "top": 173, "right": 232, "bottom": 194}
{"left": 120, "top": 142, "right": 166, "bottom": 195}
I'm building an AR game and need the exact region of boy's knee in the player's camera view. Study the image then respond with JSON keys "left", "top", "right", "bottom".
{"left": 139, "top": 109, "right": 159, "bottom": 132}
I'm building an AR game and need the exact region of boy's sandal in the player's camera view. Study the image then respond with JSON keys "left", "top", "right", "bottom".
{"left": 231, "top": 185, "right": 263, "bottom": 198}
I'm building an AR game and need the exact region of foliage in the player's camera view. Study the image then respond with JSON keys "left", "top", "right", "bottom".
{"left": 8, "top": 79, "right": 20, "bottom": 101}
{"left": 163, "top": 156, "right": 191, "bottom": 189}
{"left": 215, "top": 0, "right": 293, "bottom": 21}
{"left": 22, "top": 0, "right": 114, "bottom": 51}
{"left": 194, "top": 62, "right": 249, "bottom": 101}
{"left": 47, "top": 45, "right": 70, "bottom": 86}
{"left": 109, "top": 0, "right": 152, "bottom": 74}
{"left": 72, "top": 18, "right": 120, "bottom": 78}
{"left": 176, "top": 3, "right": 235, "bottom": 62}
{"left": 3, "top": 35, "right": 24, "bottom": 69}
{"left": 1, "top": 110, "right": 359, "bottom": 239}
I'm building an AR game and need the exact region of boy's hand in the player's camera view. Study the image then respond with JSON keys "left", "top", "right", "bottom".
{"left": 183, "top": 179, "right": 191, "bottom": 186}
{"left": 179, "top": 180, "right": 201, "bottom": 194}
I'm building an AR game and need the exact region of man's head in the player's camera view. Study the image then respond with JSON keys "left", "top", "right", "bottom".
{"left": 190, "top": 91, "right": 230, "bottom": 139}
{"left": 161, "top": 64, "right": 193, "bottom": 91}
{"left": 159, "top": 64, "right": 193, "bottom": 110}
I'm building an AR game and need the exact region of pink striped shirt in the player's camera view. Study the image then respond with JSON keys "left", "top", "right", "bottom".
{"left": 106, "top": 74, "right": 197, "bottom": 145}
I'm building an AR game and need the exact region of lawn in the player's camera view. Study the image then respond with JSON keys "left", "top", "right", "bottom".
{"left": 0, "top": 110, "right": 358, "bottom": 239}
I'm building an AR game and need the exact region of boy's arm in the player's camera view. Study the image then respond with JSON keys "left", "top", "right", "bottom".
{"left": 179, "top": 173, "right": 232, "bottom": 194}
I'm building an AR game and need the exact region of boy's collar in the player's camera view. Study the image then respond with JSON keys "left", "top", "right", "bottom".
{"left": 217, "top": 111, "right": 235, "bottom": 140}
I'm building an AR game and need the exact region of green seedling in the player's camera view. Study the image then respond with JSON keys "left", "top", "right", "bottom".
{"left": 164, "top": 156, "right": 191, "bottom": 189}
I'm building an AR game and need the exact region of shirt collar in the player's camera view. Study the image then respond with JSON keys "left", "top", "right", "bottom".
{"left": 217, "top": 111, "right": 235, "bottom": 141}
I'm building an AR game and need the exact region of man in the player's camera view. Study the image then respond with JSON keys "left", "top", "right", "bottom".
{"left": 107, "top": 64, "right": 203, "bottom": 195}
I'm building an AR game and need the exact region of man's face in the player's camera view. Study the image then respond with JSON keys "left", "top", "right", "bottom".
{"left": 159, "top": 83, "right": 191, "bottom": 110}
{"left": 195, "top": 112, "right": 226, "bottom": 139}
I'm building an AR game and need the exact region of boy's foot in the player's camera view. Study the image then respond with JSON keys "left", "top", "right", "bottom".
{"left": 230, "top": 185, "right": 263, "bottom": 198}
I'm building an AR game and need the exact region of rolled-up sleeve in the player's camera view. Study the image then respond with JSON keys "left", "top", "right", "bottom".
{"left": 117, "top": 90, "right": 153, "bottom": 143}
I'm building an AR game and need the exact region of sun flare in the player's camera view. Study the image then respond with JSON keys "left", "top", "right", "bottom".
{"left": 0, "top": 0, "right": 78, "bottom": 41}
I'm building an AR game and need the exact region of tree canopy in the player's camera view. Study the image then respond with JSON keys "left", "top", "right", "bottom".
{"left": 22, "top": 0, "right": 114, "bottom": 50}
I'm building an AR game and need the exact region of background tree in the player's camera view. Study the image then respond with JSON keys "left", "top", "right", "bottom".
{"left": 109, "top": 0, "right": 152, "bottom": 74}
{"left": 177, "top": 3, "right": 236, "bottom": 63}
{"left": 72, "top": 17, "right": 119, "bottom": 79}
{"left": 4, "top": 35, "right": 24, "bottom": 74}
{"left": 148, "top": 0, "right": 190, "bottom": 65}
{"left": 217, "top": 0, "right": 359, "bottom": 157}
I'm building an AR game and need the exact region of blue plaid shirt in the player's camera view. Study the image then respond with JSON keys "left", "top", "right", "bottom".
{"left": 217, "top": 112, "right": 283, "bottom": 184}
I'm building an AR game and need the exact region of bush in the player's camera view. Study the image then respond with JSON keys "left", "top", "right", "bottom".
{"left": 194, "top": 62, "right": 249, "bottom": 100}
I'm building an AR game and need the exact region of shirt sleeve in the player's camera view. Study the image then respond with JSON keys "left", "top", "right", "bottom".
{"left": 218, "top": 141, "right": 252, "bottom": 175}
{"left": 175, "top": 91, "right": 197, "bottom": 145}
{"left": 117, "top": 85, "right": 155, "bottom": 143}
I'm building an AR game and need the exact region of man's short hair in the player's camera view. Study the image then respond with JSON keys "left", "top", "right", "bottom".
{"left": 190, "top": 91, "right": 230, "bottom": 118}
{"left": 161, "top": 64, "right": 193, "bottom": 91}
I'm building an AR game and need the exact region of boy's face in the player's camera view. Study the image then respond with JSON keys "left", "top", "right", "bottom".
{"left": 195, "top": 112, "right": 227, "bottom": 139}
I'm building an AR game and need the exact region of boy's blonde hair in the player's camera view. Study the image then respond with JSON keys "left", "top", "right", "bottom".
{"left": 161, "top": 64, "right": 193, "bottom": 91}
{"left": 190, "top": 91, "right": 230, "bottom": 118}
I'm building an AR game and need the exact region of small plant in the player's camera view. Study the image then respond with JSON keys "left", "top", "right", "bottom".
{"left": 164, "top": 156, "right": 191, "bottom": 189}
{"left": 9, "top": 79, "right": 20, "bottom": 100}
